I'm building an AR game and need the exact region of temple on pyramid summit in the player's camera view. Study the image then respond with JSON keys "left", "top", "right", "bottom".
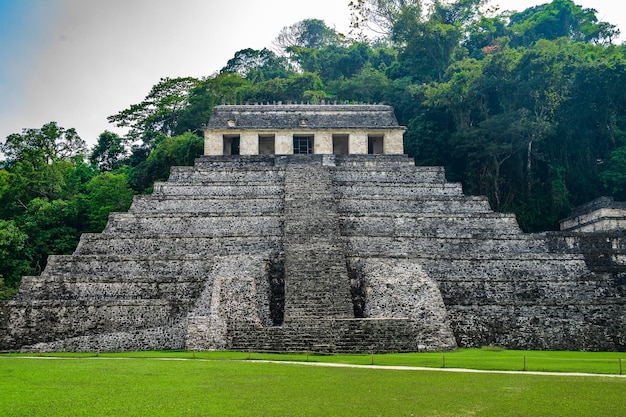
{"left": 0, "top": 104, "right": 624, "bottom": 353}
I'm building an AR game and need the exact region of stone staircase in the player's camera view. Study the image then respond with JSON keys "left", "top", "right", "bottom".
{"left": 282, "top": 162, "right": 353, "bottom": 320}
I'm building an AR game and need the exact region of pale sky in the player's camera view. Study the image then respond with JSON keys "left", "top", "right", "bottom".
{"left": 1, "top": 0, "right": 625, "bottom": 147}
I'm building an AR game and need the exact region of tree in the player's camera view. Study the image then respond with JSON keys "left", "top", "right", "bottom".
{"left": 90, "top": 131, "right": 128, "bottom": 171}
{"left": 430, "top": 0, "right": 486, "bottom": 26}
{"left": 1, "top": 122, "right": 86, "bottom": 166}
{"left": 0, "top": 219, "right": 31, "bottom": 291}
{"left": 108, "top": 77, "right": 201, "bottom": 144}
{"left": 221, "top": 48, "right": 294, "bottom": 82}
{"left": 390, "top": 15, "right": 462, "bottom": 82}
{"left": 349, "top": 0, "right": 423, "bottom": 38}
{"left": 381, "top": 0, "right": 491, "bottom": 82}
{"left": 273, "top": 19, "right": 341, "bottom": 54}
{"left": 455, "top": 110, "right": 545, "bottom": 212}
{"left": 0, "top": 123, "right": 88, "bottom": 215}
{"left": 464, "top": 15, "right": 510, "bottom": 58}
{"left": 84, "top": 172, "right": 135, "bottom": 231}
{"left": 290, "top": 42, "right": 374, "bottom": 83}
{"left": 0, "top": 169, "right": 10, "bottom": 217}
{"left": 129, "top": 132, "right": 203, "bottom": 193}
{"left": 244, "top": 72, "right": 326, "bottom": 103}
{"left": 175, "top": 73, "right": 251, "bottom": 135}
{"left": 17, "top": 197, "right": 85, "bottom": 274}
{"left": 508, "top": 0, "right": 619, "bottom": 47}
{"left": 601, "top": 147, "right": 626, "bottom": 200}
{"left": 332, "top": 65, "right": 392, "bottom": 103}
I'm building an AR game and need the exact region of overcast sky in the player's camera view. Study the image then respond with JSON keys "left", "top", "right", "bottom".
{"left": 1, "top": 0, "right": 625, "bottom": 147}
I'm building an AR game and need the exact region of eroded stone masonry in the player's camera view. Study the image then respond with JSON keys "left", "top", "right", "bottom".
{"left": 0, "top": 104, "right": 624, "bottom": 352}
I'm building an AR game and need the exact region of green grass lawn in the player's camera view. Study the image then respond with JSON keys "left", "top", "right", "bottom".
{"left": 1, "top": 349, "right": 625, "bottom": 416}
{"left": 23, "top": 347, "right": 623, "bottom": 375}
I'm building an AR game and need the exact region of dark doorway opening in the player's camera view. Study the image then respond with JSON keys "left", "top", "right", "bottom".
{"left": 259, "top": 135, "right": 275, "bottom": 155}
{"left": 368, "top": 136, "right": 384, "bottom": 154}
{"left": 333, "top": 134, "right": 349, "bottom": 154}
{"left": 224, "top": 135, "right": 240, "bottom": 155}
{"left": 347, "top": 260, "right": 367, "bottom": 318}
{"left": 268, "top": 256, "right": 285, "bottom": 326}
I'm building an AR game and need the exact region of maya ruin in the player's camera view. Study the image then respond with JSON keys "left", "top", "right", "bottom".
{"left": 0, "top": 104, "right": 624, "bottom": 353}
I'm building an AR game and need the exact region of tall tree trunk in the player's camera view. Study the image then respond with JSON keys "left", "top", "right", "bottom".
{"left": 527, "top": 139, "right": 533, "bottom": 194}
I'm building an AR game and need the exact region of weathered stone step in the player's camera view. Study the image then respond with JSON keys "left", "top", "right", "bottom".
{"left": 104, "top": 213, "right": 282, "bottom": 235}
{"left": 6, "top": 298, "right": 192, "bottom": 307}
{"left": 194, "top": 155, "right": 278, "bottom": 168}
{"left": 5, "top": 299, "right": 192, "bottom": 342}
{"left": 356, "top": 253, "right": 596, "bottom": 303}
{"left": 228, "top": 317, "right": 454, "bottom": 353}
{"left": 421, "top": 255, "right": 589, "bottom": 280}
{"left": 447, "top": 302, "right": 625, "bottom": 351}
{"left": 332, "top": 154, "right": 416, "bottom": 167}
{"left": 283, "top": 247, "right": 353, "bottom": 318}
{"left": 17, "top": 276, "right": 203, "bottom": 301}
{"left": 546, "top": 232, "right": 626, "bottom": 252}
{"left": 434, "top": 273, "right": 597, "bottom": 296}
{"left": 416, "top": 255, "right": 608, "bottom": 304}
{"left": 336, "top": 183, "right": 464, "bottom": 197}
{"left": 436, "top": 274, "right": 618, "bottom": 305}
{"left": 364, "top": 251, "right": 587, "bottom": 262}
{"left": 172, "top": 164, "right": 282, "bottom": 173}
{"left": 151, "top": 182, "right": 284, "bottom": 197}
{"left": 345, "top": 236, "right": 549, "bottom": 255}
{"left": 75, "top": 234, "right": 282, "bottom": 256}
{"left": 21, "top": 273, "right": 206, "bottom": 284}
{"left": 340, "top": 213, "right": 522, "bottom": 236}
{"left": 17, "top": 324, "right": 187, "bottom": 353}
{"left": 332, "top": 167, "right": 446, "bottom": 184}
{"left": 168, "top": 166, "right": 284, "bottom": 183}
{"left": 129, "top": 195, "right": 283, "bottom": 214}
{"left": 42, "top": 255, "right": 214, "bottom": 277}
{"left": 332, "top": 162, "right": 438, "bottom": 170}
{"left": 337, "top": 196, "right": 491, "bottom": 214}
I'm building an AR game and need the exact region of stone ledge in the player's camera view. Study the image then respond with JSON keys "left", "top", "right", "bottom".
{"left": 353, "top": 253, "right": 586, "bottom": 261}
{"left": 19, "top": 275, "right": 209, "bottom": 284}
{"left": 4, "top": 299, "right": 193, "bottom": 307}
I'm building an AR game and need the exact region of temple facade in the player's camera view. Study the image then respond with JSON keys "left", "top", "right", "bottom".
{"left": 203, "top": 104, "right": 405, "bottom": 156}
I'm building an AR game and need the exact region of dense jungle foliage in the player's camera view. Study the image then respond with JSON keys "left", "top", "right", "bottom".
{"left": 1, "top": 0, "right": 625, "bottom": 297}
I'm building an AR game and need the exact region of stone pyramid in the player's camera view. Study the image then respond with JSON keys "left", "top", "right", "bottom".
{"left": 1, "top": 154, "right": 623, "bottom": 352}
{"left": 1, "top": 104, "right": 623, "bottom": 352}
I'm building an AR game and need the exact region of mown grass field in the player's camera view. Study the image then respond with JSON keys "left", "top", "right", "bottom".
{"left": 1, "top": 349, "right": 624, "bottom": 416}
